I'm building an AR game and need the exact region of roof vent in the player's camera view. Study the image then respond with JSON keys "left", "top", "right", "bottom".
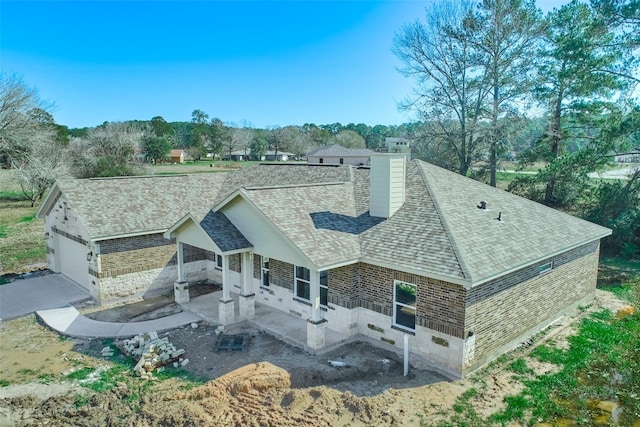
{"left": 495, "top": 212, "right": 502, "bottom": 221}
{"left": 477, "top": 200, "right": 487, "bottom": 210}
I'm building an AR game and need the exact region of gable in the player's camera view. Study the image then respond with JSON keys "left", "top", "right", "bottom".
{"left": 220, "top": 194, "right": 309, "bottom": 267}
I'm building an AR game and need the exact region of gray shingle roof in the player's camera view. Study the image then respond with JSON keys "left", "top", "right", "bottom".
{"left": 47, "top": 161, "right": 610, "bottom": 285}
{"left": 417, "top": 162, "right": 611, "bottom": 283}
{"left": 199, "top": 211, "right": 252, "bottom": 252}
{"left": 49, "top": 174, "right": 225, "bottom": 240}
{"left": 306, "top": 144, "right": 374, "bottom": 158}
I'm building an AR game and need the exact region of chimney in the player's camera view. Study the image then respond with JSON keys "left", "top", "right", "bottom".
{"left": 369, "top": 153, "right": 406, "bottom": 218}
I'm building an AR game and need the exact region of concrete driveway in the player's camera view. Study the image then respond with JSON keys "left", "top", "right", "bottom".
{"left": 0, "top": 273, "right": 91, "bottom": 321}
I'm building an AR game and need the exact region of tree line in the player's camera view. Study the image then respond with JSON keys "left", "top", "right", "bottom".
{"left": 394, "top": 0, "right": 639, "bottom": 258}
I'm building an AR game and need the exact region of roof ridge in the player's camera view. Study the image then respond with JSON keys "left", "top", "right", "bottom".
{"left": 244, "top": 181, "right": 345, "bottom": 191}
{"left": 415, "top": 160, "right": 472, "bottom": 284}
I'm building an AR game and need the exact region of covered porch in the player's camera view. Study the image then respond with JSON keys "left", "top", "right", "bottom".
{"left": 182, "top": 289, "right": 351, "bottom": 354}
{"left": 165, "top": 210, "right": 337, "bottom": 351}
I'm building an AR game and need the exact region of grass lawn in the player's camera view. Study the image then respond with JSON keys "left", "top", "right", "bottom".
{"left": 0, "top": 170, "right": 47, "bottom": 275}
{"left": 429, "top": 258, "right": 640, "bottom": 427}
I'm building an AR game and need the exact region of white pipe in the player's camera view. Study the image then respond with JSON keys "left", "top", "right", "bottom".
{"left": 403, "top": 334, "right": 409, "bottom": 376}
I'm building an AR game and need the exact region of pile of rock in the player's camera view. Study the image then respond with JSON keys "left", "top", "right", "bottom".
{"left": 121, "top": 331, "right": 188, "bottom": 379}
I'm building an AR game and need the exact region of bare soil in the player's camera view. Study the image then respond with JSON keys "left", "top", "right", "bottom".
{"left": 0, "top": 289, "right": 631, "bottom": 427}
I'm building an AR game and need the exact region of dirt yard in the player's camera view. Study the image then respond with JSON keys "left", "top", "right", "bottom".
{"left": 0, "top": 287, "right": 631, "bottom": 427}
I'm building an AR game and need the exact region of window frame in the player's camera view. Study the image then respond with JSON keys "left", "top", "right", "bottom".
{"left": 295, "top": 266, "right": 311, "bottom": 301}
{"left": 215, "top": 254, "right": 222, "bottom": 270}
{"left": 261, "top": 256, "right": 270, "bottom": 287}
{"left": 393, "top": 280, "right": 417, "bottom": 332}
{"left": 320, "top": 270, "right": 328, "bottom": 307}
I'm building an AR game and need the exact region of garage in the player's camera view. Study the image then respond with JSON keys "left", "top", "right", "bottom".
{"left": 55, "top": 234, "right": 89, "bottom": 290}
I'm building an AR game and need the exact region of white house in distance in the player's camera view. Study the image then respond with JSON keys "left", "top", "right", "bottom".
{"left": 306, "top": 144, "right": 374, "bottom": 166}
{"left": 38, "top": 155, "right": 610, "bottom": 378}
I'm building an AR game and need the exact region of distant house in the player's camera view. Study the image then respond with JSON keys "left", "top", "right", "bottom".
{"left": 222, "top": 151, "right": 250, "bottom": 161}
{"left": 615, "top": 151, "right": 640, "bottom": 163}
{"left": 386, "top": 137, "right": 411, "bottom": 159}
{"left": 39, "top": 156, "right": 610, "bottom": 378}
{"left": 169, "top": 149, "right": 185, "bottom": 163}
{"left": 263, "top": 151, "right": 294, "bottom": 161}
{"left": 306, "top": 144, "right": 374, "bottom": 166}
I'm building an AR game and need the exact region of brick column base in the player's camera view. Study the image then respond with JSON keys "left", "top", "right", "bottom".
{"left": 218, "top": 298, "right": 235, "bottom": 325}
{"left": 174, "top": 281, "right": 190, "bottom": 304}
{"left": 238, "top": 293, "right": 255, "bottom": 320}
{"left": 306, "top": 318, "right": 327, "bottom": 350}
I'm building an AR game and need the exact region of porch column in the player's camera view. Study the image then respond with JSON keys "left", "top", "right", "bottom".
{"left": 238, "top": 252, "right": 255, "bottom": 320}
{"left": 176, "top": 241, "right": 185, "bottom": 282}
{"left": 306, "top": 268, "right": 326, "bottom": 349}
{"left": 218, "top": 254, "right": 235, "bottom": 325}
{"left": 174, "top": 241, "right": 189, "bottom": 304}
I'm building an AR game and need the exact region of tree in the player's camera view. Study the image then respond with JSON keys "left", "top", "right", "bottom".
{"left": 250, "top": 132, "right": 269, "bottom": 160}
{"left": 12, "top": 131, "right": 68, "bottom": 206}
{"left": 210, "top": 118, "right": 229, "bottom": 159}
{"left": 513, "top": 1, "right": 632, "bottom": 206}
{"left": 150, "top": 116, "right": 173, "bottom": 138}
{"left": 141, "top": 136, "right": 172, "bottom": 162}
{"left": 0, "top": 72, "right": 54, "bottom": 167}
{"left": 471, "top": 0, "right": 542, "bottom": 186}
{"left": 393, "top": 0, "right": 489, "bottom": 176}
{"left": 333, "top": 130, "right": 366, "bottom": 148}
{"left": 190, "top": 109, "right": 211, "bottom": 160}
{"left": 229, "top": 126, "right": 255, "bottom": 159}
{"left": 72, "top": 122, "right": 144, "bottom": 178}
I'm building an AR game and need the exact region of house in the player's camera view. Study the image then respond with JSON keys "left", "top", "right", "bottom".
{"left": 169, "top": 149, "right": 185, "bottom": 163}
{"left": 386, "top": 137, "right": 411, "bottom": 159}
{"left": 38, "top": 155, "right": 610, "bottom": 378}
{"left": 306, "top": 144, "right": 374, "bottom": 166}
{"left": 263, "top": 150, "right": 295, "bottom": 161}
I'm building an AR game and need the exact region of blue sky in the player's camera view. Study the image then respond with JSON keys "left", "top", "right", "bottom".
{"left": 1, "top": 1, "right": 565, "bottom": 129}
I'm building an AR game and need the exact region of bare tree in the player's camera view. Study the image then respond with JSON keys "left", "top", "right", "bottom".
{"left": 12, "top": 130, "right": 69, "bottom": 206}
{"left": 0, "top": 72, "right": 54, "bottom": 167}
{"left": 72, "top": 122, "right": 145, "bottom": 177}
{"left": 472, "top": 0, "right": 542, "bottom": 186}
{"left": 229, "top": 126, "right": 255, "bottom": 159}
{"left": 393, "top": 0, "right": 489, "bottom": 176}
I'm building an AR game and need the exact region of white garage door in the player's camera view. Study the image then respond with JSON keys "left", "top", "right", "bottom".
{"left": 56, "top": 235, "right": 89, "bottom": 289}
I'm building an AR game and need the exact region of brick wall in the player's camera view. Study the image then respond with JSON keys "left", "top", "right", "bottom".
{"left": 328, "top": 264, "right": 360, "bottom": 309}
{"left": 253, "top": 254, "right": 262, "bottom": 280}
{"left": 466, "top": 243, "right": 599, "bottom": 365}
{"left": 229, "top": 253, "right": 241, "bottom": 273}
{"left": 270, "top": 259, "right": 294, "bottom": 290}
{"left": 359, "top": 264, "right": 394, "bottom": 316}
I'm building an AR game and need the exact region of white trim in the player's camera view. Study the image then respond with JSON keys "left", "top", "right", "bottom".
{"left": 393, "top": 279, "right": 417, "bottom": 332}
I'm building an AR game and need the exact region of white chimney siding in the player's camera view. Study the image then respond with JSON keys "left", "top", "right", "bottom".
{"left": 369, "top": 153, "right": 407, "bottom": 218}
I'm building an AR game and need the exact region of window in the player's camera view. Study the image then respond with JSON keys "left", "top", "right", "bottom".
{"left": 295, "top": 266, "right": 310, "bottom": 300}
{"left": 339, "top": 158, "right": 344, "bottom": 165}
{"left": 393, "top": 280, "right": 416, "bottom": 331}
{"left": 320, "top": 270, "right": 328, "bottom": 306}
{"left": 539, "top": 262, "right": 553, "bottom": 275}
{"left": 319, "top": 158, "right": 324, "bottom": 164}
{"left": 261, "top": 256, "right": 269, "bottom": 287}
{"left": 215, "top": 254, "right": 222, "bottom": 270}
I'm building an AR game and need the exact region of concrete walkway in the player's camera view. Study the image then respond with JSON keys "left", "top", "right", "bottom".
{"left": 0, "top": 273, "right": 91, "bottom": 321}
{"left": 36, "top": 305, "right": 202, "bottom": 339}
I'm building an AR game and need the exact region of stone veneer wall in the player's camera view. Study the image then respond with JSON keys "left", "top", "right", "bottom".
{"left": 96, "top": 235, "right": 211, "bottom": 305}
{"left": 465, "top": 242, "right": 600, "bottom": 371}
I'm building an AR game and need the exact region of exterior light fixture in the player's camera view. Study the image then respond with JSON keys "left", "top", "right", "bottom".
{"left": 86, "top": 252, "right": 93, "bottom": 261}
{"left": 44, "top": 232, "right": 50, "bottom": 240}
